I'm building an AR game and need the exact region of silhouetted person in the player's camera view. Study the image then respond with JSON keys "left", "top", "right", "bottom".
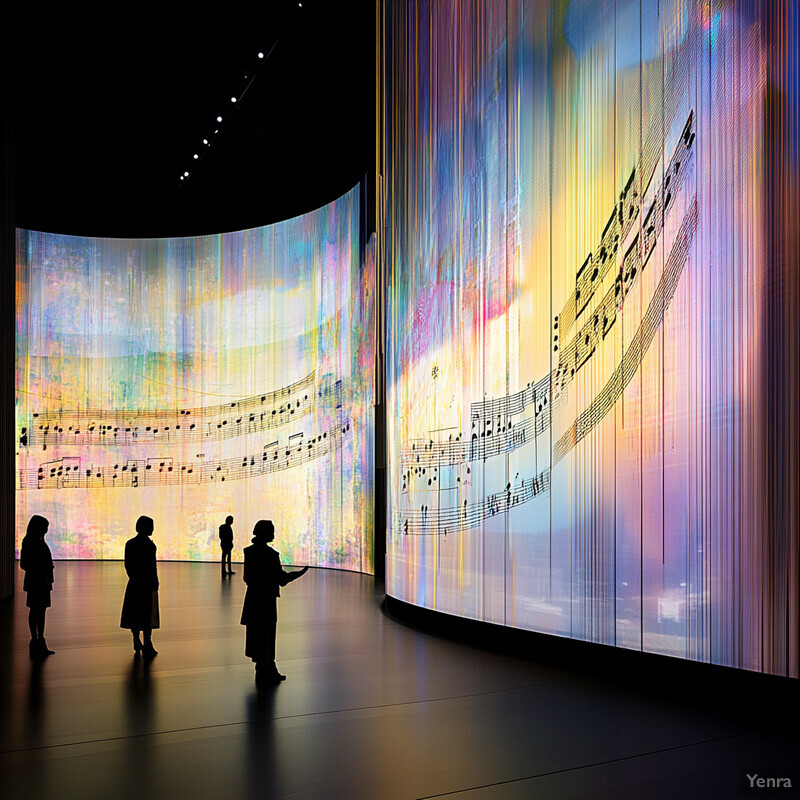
{"left": 20, "top": 515, "right": 55, "bottom": 658}
{"left": 219, "top": 515, "right": 235, "bottom": 577}
{"left": 241, "top": 519, "right": 308, "bottom": 685}
{"left": 120, "top": 515, "right": 160, "bottom": 657}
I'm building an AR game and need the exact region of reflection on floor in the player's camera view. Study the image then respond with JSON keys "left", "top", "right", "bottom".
{"left": 0, "top": 562, "right": 796, "bottom": 800}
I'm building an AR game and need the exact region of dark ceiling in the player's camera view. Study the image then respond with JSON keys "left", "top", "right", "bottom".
{"left": 13, "top": 1, "right": 375, "bottom": 238}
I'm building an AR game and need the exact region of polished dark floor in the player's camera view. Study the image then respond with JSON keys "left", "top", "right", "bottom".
{"left": 0, "top": 562, "right": 796, "bottom": 800}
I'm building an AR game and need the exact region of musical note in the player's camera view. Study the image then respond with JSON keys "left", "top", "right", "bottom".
{"left": 399, "top": 115, "right": 697, "bottom": 476}
{"left": 554, "top": 110, "right": 695, "bottom": 345}
{"left": 553, "top": 198, "right": 698, "bottom": 463}
{"left": 23, "top": 371, "right": 318, "bottom": 449}
{"left": 404, "top": 408, "right": 547, "bottom": 471}
{"left": 18, "top": 419, "right": 353, "bottom": 490}
{"left": 394, "top": 469, "right": 551, "bottom": 536}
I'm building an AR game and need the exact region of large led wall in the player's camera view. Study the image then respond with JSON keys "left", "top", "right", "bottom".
{"left": 384, "top": 0, "right": 798, "bottom": 675}
{"left": 16, "top": 186, "right": 374, "bottom": 573}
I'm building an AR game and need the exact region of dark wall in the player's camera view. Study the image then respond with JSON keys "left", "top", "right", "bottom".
{"left": 2, "top": 57, "right": 15, "bottom": 599}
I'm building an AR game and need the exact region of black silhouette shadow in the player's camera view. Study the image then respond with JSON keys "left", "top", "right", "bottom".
{"left": 20, "top": 514, "right": 55, "bottom": 658}
{"left": 219, "top": 514, "right": 235, "bottom": 577}
{"left": 120, "top": 515, "right": 160, "bottom": 658}
{"left": 240, "top": 519, "right": 308, "bottom": 685}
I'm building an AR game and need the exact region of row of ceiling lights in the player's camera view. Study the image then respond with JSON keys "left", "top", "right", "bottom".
{"left": 179, "top": 2, "right": 304, "bottom": 185}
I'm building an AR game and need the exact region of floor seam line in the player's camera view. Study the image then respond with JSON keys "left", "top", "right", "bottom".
{"left": 414, "top": 728, "right": 768, "bottom": 798}
{"left": 0, "top": 678, "right": 577, "bottom": 755}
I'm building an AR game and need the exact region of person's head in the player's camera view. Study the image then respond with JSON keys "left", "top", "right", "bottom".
{"left": 136, "top": 515, "right": 154, "bottom": 536}
{"left": 225, "top": 515, "right": 234, "bottom": 525}
{"left": 252, "top": 519, "right": 275, "bottom": 543}
{"left": 26, "top": 515, "right": 49, "bottom": 540}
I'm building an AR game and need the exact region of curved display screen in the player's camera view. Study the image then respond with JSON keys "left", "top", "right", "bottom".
{"left": 384, "top": 0, "right": 798, "bottom": 675}
{"left": 16, "top": 186, "right": 374, "bottom": 572}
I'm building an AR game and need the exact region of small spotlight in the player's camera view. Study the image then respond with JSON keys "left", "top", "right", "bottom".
{"left": 231, "top": 96, "right": 237, "bottom": 103}
{"left": 214, "top": 129, "right": 219, "bottom": 134}
{"left": 184, "top": 171, "right": 189, "bottom": 176}
{"left": 193, "top": 154, "right": 199, "bottom": 159}
{"left": 217, "top": 115, "right": 223, "bottom": 122}
{"left": 180, "top": 175, "right": 184, "bottom": 180}
{"left": 203, "top": 139, "right": 209, "bottom": 145}
{"left": 258, "top": 52, "right": 264, "bottom": 59}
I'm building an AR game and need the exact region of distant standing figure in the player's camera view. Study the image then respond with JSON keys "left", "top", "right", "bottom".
{"left": 20, "top": 515, "right": 55, "bottom": 658}
{"left": 120, "top": 515, "right": 160, "bottom": 657}
{"left": 241, "top": 520, "right": 308, "bottom": 685}
{"left": 219, "top": 515, "right": 235, "bottom": 577}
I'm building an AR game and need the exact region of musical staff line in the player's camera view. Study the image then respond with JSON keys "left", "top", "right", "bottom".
{"left": 553, "top": 132, "right": 695, "bottom": 397}
{"left": 20, "top": 372, "right": 335, "bottom": 449}
{"left": 400, "top": 114, "right": 696, "bottom": 473}
{"left": 553, "top": 198, "right": 698, "bottom": 463}
{"left": 396, "top": 190, "right": 693, "bottom": 531}
{"left": 399, "top": 194, "right": 695, "bottom": 475}
{"left": 395, "top": 469, "right": 551, "bottom": 536}
{"left": 18, "top": 420, "right": 352, "bottom": 491}
{"left": 401, "top": 402, "right": 549, "bottom": 470}
{"left": 554, "top": 110, "right": 694, "bottom": 346}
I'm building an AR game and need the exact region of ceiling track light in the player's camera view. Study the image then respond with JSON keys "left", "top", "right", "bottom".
{"left": 178, "top": 29, "right": 289, "bottom": 182}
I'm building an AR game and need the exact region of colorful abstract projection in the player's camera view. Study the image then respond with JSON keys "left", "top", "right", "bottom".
{"left": 16, "top": 186, "right": 375, "bottom": 573}
{"left": 384, "top": 0, "right": 798, "bottom": 676}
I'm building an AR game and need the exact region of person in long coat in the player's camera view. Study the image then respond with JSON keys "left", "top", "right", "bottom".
{"left": 241, "top": 519, "right": 308, "bottom": 684}
{"left": 120, "top": 515, "right": 160, "bottom": 657}
{"left": 20, "top": 515, "right": 55, "bottom": 658}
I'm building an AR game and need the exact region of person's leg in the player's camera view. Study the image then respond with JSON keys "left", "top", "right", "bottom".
{"left": 38, "top": 609, "right": 54, "bottom": 655}
{"left": 226, "top": 551, "right": 234, "bottom": 575}
{"left": 28, "top": 607, "right": 41, "bottom": 656}
{"left": 221, "top": 550, "right": 226, "bottom": 576}
{"left": 132, "top": 628, "right": 143, "bottom": 652}
{"left": 142, "top": 626, "right": 157, "bottom": 657}
{"left": 268, "top": 616, "right": 284, "bottom": 680}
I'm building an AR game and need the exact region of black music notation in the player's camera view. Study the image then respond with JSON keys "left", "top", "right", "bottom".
{"left": 553, "top": 111, "right": 695, "bottom": 348}
{"left": 553, "top": 126, "right": 694, "bottom": 398}
{"left": 469, "top": 374, "right": 551, "bottom": 421}
{"left": 396, "top": 469, "right": 551, "bottom": 536}
{"left": 401, "top": 111, "right": 696, "bottom": 473}
{"left": 20, "top": 372, "right": 338, "bottom": 450}
{"left": 553, "top": 198, "right": 698, "bottom": 463}
{"left": 400, "top": 404, "right": 549, "bottom": 472}
{"left": 18, "top": 420, "right": 352, "bottom": 491}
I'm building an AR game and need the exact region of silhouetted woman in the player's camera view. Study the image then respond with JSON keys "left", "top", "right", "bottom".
{"left": 20, "top": 515, "right": 55, "bottom": 658}
{"left": 120, "top": 515, "right": 160, "bottom": 657}
{"left": 241, "top": 519, "right": 308, "bottom": 684}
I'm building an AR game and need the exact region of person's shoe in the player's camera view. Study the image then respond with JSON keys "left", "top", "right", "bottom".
{"left": 228, "top": 570, "right": 236, "bottom": 575}
{"left": 29, "top": 638, "right": 39, "bottom": 658}
{"left": 255, "top": 671, "right": 285, "bottom": 686}
{"left": 142, "top": 644, "right": 158, "bottom": 658}
{"left": 133, "top": 638, "right": 143, "bottom": 655}
{"left": 39, "top": 638, "right": 55, "bottom": 656}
